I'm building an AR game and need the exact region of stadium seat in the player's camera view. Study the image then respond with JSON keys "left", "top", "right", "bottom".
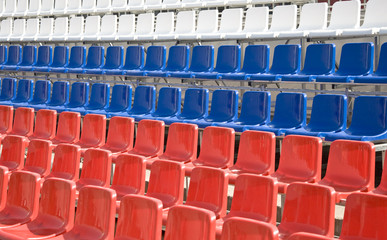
{"left": 63, "top": 46, "right": 87, "bottom": 73}
{"left": 145, "top": 0, "right": 163, "bottom": 9}
{"left": 63, "top": 82, "right": 89, "bottom": 112}
{"left": 127, "top": 119, "right": 165, "bottom": 158}
{"left": 50, "top": 111, "right": 81, "bottom": 147}
{"left": 90, "top": 46, "right": 123, "bottom": 75}
{"left": 202, "top": 8, "right": 243, "bottom": 40}
{"left": 130, "top": 13, "right": 155, "bottom": 40}
{"left": 26, "top": 0, "right": 41, "bottom": 16}
{"left": 100, "top": 116, "right": 134, "bottom": 156}
{"left": 179, "top": 10, "right": 218, "bottom": 40}
{"left": 309, "top": 0, "right": 360, "bottom": 38}
{"left": 0, "top": 105, "right": 13, "bottom": 137}
{"left": 245, "top": 92, "right": 307, "bottom": 135}
{"left": 28, "top": 80, "right": 51, "bottom": 110}
{"left": 102, "top": 85, "right": 132, "bottom": 117}
{"left": 0, "top": 46, "right": 7, "bottom": 65}
{"left": 75, "top": 114, "right": 106, "bottom": 152}
{"left": 81, "top": 83, "right": 110, "bottom": 115}
{"left": 2, "top": 0, "right": 16, "bottom": 17}
{"left": 8, "top": 19, "right": 25, "bottom": 42}
{"left": 40, "top": 0, "right": 54, "bottom": 15}
{"left": 46, "top": 144, "right": 81, "bottom": 181}
{"left": 319, "top": 140, "right": 375, "bottom": 203}
{"left": 22, "top": 139, "right": 53, "bottom": 177}
{"left": 324, "top": 96, "right": 387, "bottom": 141}
{"left": 106, "top": 46, "right": 144, "bottom": 75}
{"left": 0, "top": 136, "right": 27, "bottom": 172}
{"left": 127, "top": 46, "right": 166, "bottom": 76}
{"left": 49, "top": 46, "right": 69, "bottom": 72}
{"left": 138, "top": 12, "right": 174, "bottom": 40}
{"left": 1, "top": 46, "right": 21, "bottom": 70}
{"left": 44, "top": 81, "right": 70, "bottom": 111}
{"left": 0, "top": 19, "right": 13, "bottom": 41}
{"left": 158, "top": 11, "right": 195, "bottom": 40}
{"left": 0, "top": 178, "right": 76, "bottom": 239}
{"left": 32, "top": 46, "right": 53, "bottom": 72}
{"left": 79, "top": 0, "right": 96, "bottom": 13}
{"left": 115, "top": 14, "right": 136, "bottom": 41}
{"left": 66, "top": 0, "right": 82, "bottom": 14}
{"left": 53, "top": 0, "right": 68, "bottom": 14}
{"left": 35, "top": 18, "right": 54, "bottom": 41}
{"left": 282, "top": 44, "right": 336, "bottom": 82}
{"left": 96, "top": 0, "right": 112, "bottom": 12}
{"left": 9, "top": 107, "right": 34, "bottom": 138}
{"left": 21, "top": 18, "right": 39, "bottom": 41}
{"left": 0, "top": 171, "right": 40, "bottom": 229}
{"left": 226, "top": 131, "right": 275, "bottom": 183}
{"left": 164, "top": 205, "right": 216, "bottom": 240}
{"left": 78, "top": 46, "right": 105, "bottom": 74}
{"left": 221, "top": 45, "right": 270, "bottom": 80}
{"left": 98, "top": 15, "right": 118, "bottom": 41}
{"left": 147, "top": 46, "right": 190, "bottom": 77}
{"left": 221, "top": 218, "right": 279, "bottom": 240}
{"left": 278, "top": 183, "right": 335, "bottom": 239}
{"left": 169, "top": 45, "right": 214, "bottom": 79}
{"left": 271, "top": 135, "right": 322, "bottom": 193}
{"left": 66, "top": 17, "right": 85, "bottom": 41}
{"left": 354, "top": 42, "right": 387, "bottom": 83}
{"left": 28, "top": 109, "right": 56, "bottom": 142}
{"left": 250, "top": 45, "right": 301, "bottom": 81}
{"left": 288, "top": 233, "right": 334, "bottom": 240}
{"left": 163, "top": 0, "right": 182, "bottom": 9}
{"left": 216, "top": 175, "right": 278, "bottom": 237}
{"left": 49, "top": 186, "right": 116, "bottom": 240}
{"left": 112, "top": 0, "right": 129, "bottom": 11}
{"left": 11, "top": 79, "right": 34, "bottom": 108}
{"left": 15, "top": 46, "right": 37, "bottom": 71}
{"left": 215, "top": 91, "right": 271, "bottom": 132}
{"left": 0, "top": 166, "right": 8, "bottom": 211}
{"left": 128, "top": 0, "right": 145, "bottom": 10}
{"left": 82, "top": 16, "right": 101, "bottom": 41}
{"left": 51, "top": 17, "right": 69, "bottom": 41}
{"left": 285, "top": 94, "right": 347, "bottom": 137}
{"left": 181, "top": 0, "right": 203, "bottom": 8}
{"left": 0, "top": 78, "right": 17, "bottom": 103}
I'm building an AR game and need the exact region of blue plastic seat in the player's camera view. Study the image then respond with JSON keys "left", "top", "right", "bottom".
{"left": 92, "top": 46, "right": 124, "bottom": 75}
{"left": 143, "top": 87, "right": 182, "bottom": 122}
{"left": 163, "top": 88, "right": 209, "bottom": 126}
{"left": 0, "top": 46, "right": 7, "bottom": 65}
{"left": 2, "top": 45, "right": 25, "bottom": 71}
{"left": 11, "top": 79, "right": 34, "bottom": 108}
{"left": 195, "top": 45, "right": 241, "bottom": 79}
{"left": 325, "top": 96, "right": 387, "bottom": 141}
{"left": 82, "top": 83, "right": 110, "bottom": 115}
{"left": 282, "top": 44, "right": 336, "bottom": 82}
{"left": 127, "top": 46, "right": 166, "bottom": 77}
{"left": 147, "top": 46, "right": 190, "bottom": 77}
{"left": 106, "top": 46, "right": 144, "bottom": 75}
{"left": 62, "top": 82, "right": 89, "bottom": 113}
{"left": 31, "top": 46, "right": 53, "bottom": 72}
{"left": 186, "top": 89, "right": 238, "bottom": 128}
{"left": 83, "top": 46, "right": 106, "bottom": 75}
{"left": 27, "top": 80, "right": 52, "bottom": 110}
{"left": 316, "top": 42, "right": 374, "bottom": 83}
{"left": 65, "top": 46, "right": 87, "bottom": 74}
{"left": 0, "top": 78, "right": 17, "bottom": 103}
{"left": 49, "top": 46, "right": 70, "bottom": 73}
{"left": 44, "top": 81, "right": 70, "bottom": 111}
{"left": 215, "top": 91, "right": 271, "bottom": 132}
{"left": 169, "top": 46, "right": 214, "bottom": 79}
{"left": 16, "top": 46, "right": 38, "bottom": 71}
{"left": 100, "top": 85, "right": 132, "bottom": 117}
{"left": 245, "top": 92, "right": 307, "bottom": 136}
{"left": 221, "top": 45, "right": 270, "bottom": 80}
{"left": 285, "top": 94, "right": 347, "bottom": 137}
{"left": 250, "top": 45, "right": 301, "bottom": 81}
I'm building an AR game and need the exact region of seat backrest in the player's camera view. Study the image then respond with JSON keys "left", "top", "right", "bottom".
{"left": 0, "top": 45, "right": 7, "bottom": 65}
{"left": 68, "top": 46, "right": 86, "bottom": 68}
{"left": 49, "top": 81, "right": 69, "bottom": 106}
{"left": 104, "top": 46, "right": 123, "bottom": 70}
{"left": 0, "top": 135, "right": 27, "bottom": 171}
{"left": 196, "top": 10, "right": 218, "bottom": 34}
{"left": 117, "top": 14, "right": 135, "bottom": 36}
{"left": 74, "top": 186, "right": 116, "bottom": 240}
{"left": 12, "top": 19, "right": 25, "bottom": 36}
{"left": 84, "top": 15, "right": 100, "bottom": 36}
{"left": 41, "top": 0, "right": 54, "bottom": 12}
{"left": 133, "top": 119, "right": 165, "bottom": 156}
{"left": 175, "top": 11, "right": 195, "bottom": 34}
{"left": 234, "top": 130, "right": 275, "bottom": 175}
{"left": 38, "top": 18, "right": 53, "bottom": 36}
{"left": 24, "top": 139, "right": 53, "bottom": 177}
{"left": 54, "top": 0, "right": 67, "bottom": 11}
{"left": 67, "top": 0, "right": 81, "bottom": 10}
{"left": 79, "top": 114, "right": 106, "bottom": 146}
{"left": 0, "top": 77, "right": 16, "bottom": 100}
{"left": 279, "top": 183, "right": 335, "bottom": 238}
{"left": 112, "top": 0, "right": 127, "bottom": 7}
{"left": 361, "top": 0, "right": 387, "bottom": 29}
{"left": 128, "top": 0, "right": 143, "bottom": 6}
{"left": 375, "top": 42, "right": 387, "bottom": 76}
{"left": 207, "top": 89, "right": 238, "bottom": 122}
{"left": 0, "top": 166, "right": 8, "bottom": 211}
{"left": 108, "top": 84, "right": 132, "bottom": 111}
{"left": 146, "top": 0, "right": 161, "bottom": 6}
{"left": 53, "top": 17, "right": 68, "bottom": 36}
{"left": 20, "top": 45, "right": 37, "bottom": 66}
{"left": 269, "top": 92, "right": 307, "bottom": 128}
{"left": 301, "top": 43, "right": 335, "bottom": 75}
{"left": 55, "top": 111, "right": 81, "bottom": 144}
{"left": 4, "top": 0, "right": 16, "bottom": 13}
{"left": 306, "top": 94, "right": 347, "bottom": 132}
{"left": 50, "top": 144, "right": 81, "bottom": 181}
{"left": 96, "top": 0, "right": 111, "bottom": 8}
{"left": 238, "top": 91, "right": 271, "bottom": 125}
{"left": 297, "top": 2, "right": 328, "bottom": 31}
{"left": 269, "top": 5, "right": 297, "bottom": 32}
{"left": 129, "top": 85, "right": 156, "bottom": 114}
{"left": 6, "top": 45, "right": 22, "bottom": 65}
{"left": 123, "top": 45, "right": 144, "bottom": 70}
{"left": 340, "top": 193, "right": 387, "bottom": 239}
{"left": 0, "top": 105, "right": 13, "bottom": 134}
{"left": 68, "top": 16, "right": 84, "bottom": 36}
{"left": 11, "top": 107, "right": 34, "bottom": 136}
{"left": 152, "top": 87, "right": 181, "bottom": 117}
{"left": 36, "top": 45, "right": 52, "bottom": 67}
{"left": 27, "top": 0, "right": 41, "bottom": 13}
{"left": 165, "top": 45, "right": 189, "bottom": 72}
{"left": 87, "top": 83, "right": 109, "bottom": 109}
{"left": 30, "top": 80, "right": 51, "bottom": 104}
{"left": 241, "top": 45, "right": 269, "bottom": 74}
{"left": 14, "top": 79, "right": 33, "bottom": 102}
{"left": 154, "top": 12, "right": 173, "bottom": 34}
{"left": 189, "top": 45, "right": 214, "bottom": 72}
{"left": 180, "top": 88, "right": 209, "bottom": 120}
{"left": 0, "top": 19, "right": 12, "bottom": 36}
{"left": 143, "top": 45, "right": 166, "bottom": 71}
{"left": 85, "top": 46, "right": 104, "bottom": 69}
{"left": 327, "top": 0, "right": 360, "bottom": 30}
{"left": 68, "top": 82, "right": 89, "bottom": 107}
{"left": 218, "top": 8, "right": 243, "bottom": 33}
{"left": 81, "top": 0, "right": 96, "bottom": 10}
{"left": 32, "top": 109, "right": 56, "bottom": 140}
{"left": 186, "top": 166, "right": 228, "bottom": 218}
{"left": 80, "top": 149, "right": 112, "bottom": 188}
{"left": 269, "top": 44, "right": 301, "bottom": 74}
{"left": 51, "top": 46, "right": 69, "bottom": 68}
{"left": 214, "top": 45, "right": 241, "bottom": 73}
{"left": 116, "top": 195, "right": 162, "bottom": 240}
{"left": 221, "top": 217, "right": 279, "bottom": 240}
{"left": 105, "top": 116, "right": 134, "bottom": 151}
{"left": 135, "top": 13, "right": 154, "bottom": 35}
{"left": 243, "top": 7, "right": 268, "bottom": 32}
{"left": 336, "top": 42, "right": 374, "bottom": 76}
{"left": 24, "top": 18, "right": 39, "bottom": 37}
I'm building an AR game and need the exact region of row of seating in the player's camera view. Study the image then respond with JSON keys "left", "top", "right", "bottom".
{"left": 3, "top": 42, "right": 387, "bottom": 83}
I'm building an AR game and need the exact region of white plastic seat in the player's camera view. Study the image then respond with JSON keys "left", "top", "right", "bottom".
{"left": 66, "top": 0, "right": 81, "bottom": 14}
{"left": 82, "top": 16, "right": 101, "bottom": 41}
{"left": 204, "top": 0, "right": 227, "bottom": 7}
{"left": 26, "top": 0, "right": 41, "bottom": 16}
{"left": 115, "top": 14, "right": 136, "bottom": 41}
{"left": 51, "top": 17, "right": 68, "bottom": 41}
{"left": 309, "top": 0, "right": 360, "bottom": 38}
{"left": 128, "top": 0, "right": 144, "bottom": 11}
{"left": 228, "top": 0, "right": 251, "bottom": 6}
{"left": 22, "top": 18, "right": 39, "bottom": 41}
{"left": 181, "top": 0, "right": 203, "bottom": 8}
{"left": 202, "top": 8, "right": 243, "bottom": 40}
{"left": 81, "top": 0, "right": 96, "bottom": 13}
{"left": 2, "top": 0, "right": 16, "bottom": 17}
{"left": 279, "top": 2, "right": 328, "bottom": 38}
{"left": 130, "top": 13, "right": 154, "bottom": 40}
{"left": 163, "top": 0, "right": 181, "bottom": 9}
{"left": 96, "top": 0, "right": 112, "bottom": 12}
{"left": 0, "top": 19, "right": 13, "bottom": 41}
{"left": 40, "top": 0, "right": 54, "bottom": 15}
{"left": 179, "top": 10, "right": 218, "bottom": 40}
{"left": 66, "top": 16, "right": 84, "bottom": 41}
{"left": 138, "top": 12, "right": 174, "bottom": 40}
{"left": 53, "top": 0, "right": 67, "bottom": 14}
{"left": 13, "top": 0, "right": 28, "bottom": 17}
{"left": 224, "top": 7, "right": 268, "bottom": 39}
{"left": 36, "top": 18, "right": 53, "bottom": 41}
{"left": 111, "top": 0, "right": 128, "bottom": 11}
{"left": 158, "top": 10, "right": 194, "bottom": 40}
{"left": 99, "top": 15, "right": 117, "bottom": 41}
{"left": 145, "top": 0, "right": 162, "bottom": 9}
{"left": 9, "top": 19, "right": 25, "bottom": 41}
{"left": 250, "top": 5, "right": 297, "bottom": 39}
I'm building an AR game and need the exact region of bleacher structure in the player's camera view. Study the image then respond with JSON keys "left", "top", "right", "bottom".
{"left": 0, "top": 0, "right": 384, "bottom": 239}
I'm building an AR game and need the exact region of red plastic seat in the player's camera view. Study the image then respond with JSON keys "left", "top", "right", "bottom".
{"left": 76, "top": 149, "right": 112, "bottom": 192}
{"left": 216, "top": 174, "right": 278, "bottom": 237}
{"left": 22, "top": 139, "right": 53, "bottom": 178}
{"left": 227, "top": 130, "right": 276, "bottom": 184}
{"left": 185, "top": 126, "right": 235, "bottom": 175}
{"left": 51, "top": 112, "right": 81, "bottom": 147}
{"left": 9, "top": 107, "right": 34, "bottom": 138}
{"left": 0, "top": 105, "right": 13, "bottom": 138}
{"left": 165, "top": 205, "right": 216, "bottom": 240}
{"left": 221, "top": 217, "right": 279, "bottom": 240}
{"left": 148, "top": 122, "right": 198, "bottom": 168}
{"left": 319, "top": 140, "right": 375, "bottom": 203}
{"left": 50, "top": 186, "right": 116, "bottom": 240}
{"left": 127, "top": 119, "right": 165, "bottom": 158}
{"left": 271, "top": 135, "right": 322, "bottom": 193}
{"left": 277, "top": 183, "right": 335, "bottom": 239}
{"left": 29, "top": 109, "right": 57, "bottom": 142}
{"left": 115, "top": 195, "right": 163, "bottom": 240}
{"left": 288, "top": 232, "right": 334, "bottom": 240}
{"left": 100, "top": 116, "right": 134, "bottom": 158}
{"left": 374, "top": 152, "right": 387, "bottom": 195}
{"left": 339, "top": 193, "right": 387, "bottom": 240}
{"left": 0, "top": 166, "right": 9, "bottom": 211}
{"left": 110, "top": 154, "right": 146, "bottom": 207}
{"left": 0, "top": 171, "right": 41, "bottom": 229}
{"left": 0, "top": 135, "right": 27, "bottom": 172}
{"left": 76, "top": 114, "right": 106, "bottom": 154}
{"left": 0, "top": 178, "right": 76, "bottom": 240}
{"left": 46, "top": 143, "right": 81, "bottom": 181}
